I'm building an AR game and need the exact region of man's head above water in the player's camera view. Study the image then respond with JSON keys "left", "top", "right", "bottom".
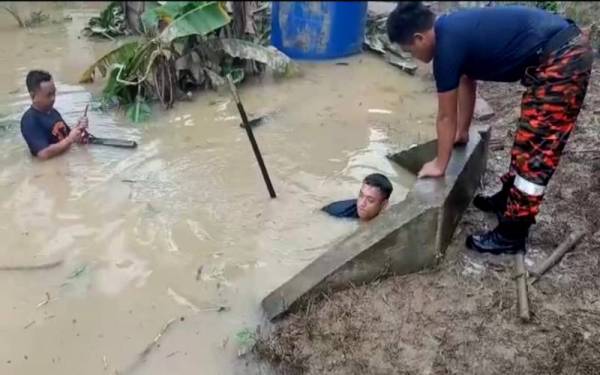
{"left": 357, "top": 173, "right": 393, "bottom": 221}
{"left": 26, "top": 70, "right": 55, "bottom": 113}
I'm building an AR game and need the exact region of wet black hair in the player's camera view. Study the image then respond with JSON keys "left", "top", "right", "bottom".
{"left": 387, "top": 1, "right": 435, "bottom": 45}
{"left": 26, "top": 70, "right": 52, "bottom": 94}
{"left": 363, "top": 173, "right": 393, "bottom": 200}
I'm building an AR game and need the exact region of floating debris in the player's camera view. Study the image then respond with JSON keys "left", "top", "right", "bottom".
{"left": 36, "top": 292, "right": 51, "bottom": 308}
{"left": 368, "top": 108, "right": 393, "bottom": 115}
{"left": 364, "top": 10, "right": 418, "bottom": 75}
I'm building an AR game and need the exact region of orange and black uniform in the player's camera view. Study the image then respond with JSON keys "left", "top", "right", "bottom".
{"left": 434, "top": 6, "right": 592, "bottom": 225}
{"left": 503, "top": 31, "right": 592, "bottom": 220}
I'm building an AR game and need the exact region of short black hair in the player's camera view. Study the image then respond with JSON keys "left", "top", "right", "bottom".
{"left": 387, "top": 1, "right": 435, "bottom": 45}
{"left": 363, "top": 173, "right": 393, "bottom": 200}
{"left": 26, "top": 70, "right": 52, "bottom": 94}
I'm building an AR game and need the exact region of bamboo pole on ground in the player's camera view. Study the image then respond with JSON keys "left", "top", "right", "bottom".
{"left": 514, "top": 251, "right": 530, "bottom": 322}
{"left": 529, "top": 230, "right": 586, "bottom": 285}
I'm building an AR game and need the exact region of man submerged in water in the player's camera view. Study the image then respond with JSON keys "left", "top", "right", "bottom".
{"left": 322, "top": 173, "right": 393, "bottom": 221}
{"left": 21, "top": 70, "right": 89, "bottom": 160}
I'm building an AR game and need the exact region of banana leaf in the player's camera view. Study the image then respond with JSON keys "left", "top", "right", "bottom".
{"left": 141, "top": 1, "right": 192, "bottom": 31}
{"left": 217, "top": 38, "right": 297, "bottom": 76}
{"left": 83, "top": 1, "right": 128, "bottom": 38}
{"left": 79, "top": 41, "right": 141, "bottom": 83}
{"left": 159, "top": 2, "right": 231, "bottom": 43}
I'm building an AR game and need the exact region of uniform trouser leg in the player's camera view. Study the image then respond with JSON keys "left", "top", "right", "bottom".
{"left": 504, "top": 38, "right": 592, "bottom": 222}
{"left": 467, "top": 36, "right": 593, "bottom": 254}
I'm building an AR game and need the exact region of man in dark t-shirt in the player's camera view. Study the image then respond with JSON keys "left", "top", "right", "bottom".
{"left": 322, "top": 173, "right": 393, "bottom": 221}
{"left": 21, "top": 70, "right": 88, "bottom": 160}
{"left": 387, "top": 3, "right": 592, "bottom": 254}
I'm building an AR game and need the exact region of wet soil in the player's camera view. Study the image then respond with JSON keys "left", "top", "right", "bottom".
{"left": 254, "top": 65, "right": 600, "bottom": 375}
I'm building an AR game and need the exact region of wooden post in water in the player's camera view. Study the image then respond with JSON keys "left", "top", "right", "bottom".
{"left": 226, "top": 76, "right": 277, "bottom": 199}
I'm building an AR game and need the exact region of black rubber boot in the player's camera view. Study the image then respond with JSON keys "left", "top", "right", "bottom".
{"left": 466, "top": 218, "right": 533, "bottom": 255}
{"left": 473, "top": 176, "right": 515, "bottom": 218}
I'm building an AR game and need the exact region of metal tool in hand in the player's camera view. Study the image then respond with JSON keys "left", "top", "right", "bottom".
{"left": 81, "top": 103, "right": 93, "bottom": 143}
{"left": 227, "top": 75, "right": 277, "bottom": 199}
{"left": 80, "top": 104, "right": 138, "bottom": 149}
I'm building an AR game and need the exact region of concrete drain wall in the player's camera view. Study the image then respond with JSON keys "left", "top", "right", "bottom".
{"left": 262, "top": 125, "right": 491, "bottom": 320}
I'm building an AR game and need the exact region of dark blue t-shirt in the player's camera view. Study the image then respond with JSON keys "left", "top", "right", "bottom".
{"left": 21, "top": 107, "right": 71, "bottom": 156}
{"left": 321, "top": 199, "right": 359, "bottom": 219}
{"left": 434, "top": 6, "right": 569, "bottom": 92}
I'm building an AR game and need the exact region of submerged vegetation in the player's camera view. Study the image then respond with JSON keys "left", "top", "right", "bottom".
{"left": 82, "top": 1, "right": 129, "bottom": 39}
{"left": 80, "top": 1, "right": 296, "bottom": 122}
{"left": 1, "top": 3, "right": 71, "bottom": 28}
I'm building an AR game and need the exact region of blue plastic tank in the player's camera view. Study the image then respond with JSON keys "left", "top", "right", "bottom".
{"left": 271, "top": 2, "right": 368, "bottom": 60}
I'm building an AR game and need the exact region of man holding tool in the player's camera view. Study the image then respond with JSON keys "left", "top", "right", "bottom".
{"left": 21, "top": 70, "right": 89, "bottom": 160}
{"left": 386, "top": 3, "right": 592, "bottom": 254}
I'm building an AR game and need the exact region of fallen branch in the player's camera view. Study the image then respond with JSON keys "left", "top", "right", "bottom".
{"left": 0, "top": 259, "right": 63, "bottom": 271}
{"left": 140, "top": 318, "right": 178, "bottom": 358}
{"left": 1, "top": 5, "right": 24, "bottom": 28}
{"left": 36, "top": 292, "right": 51, "bottom": 308}
{"left": 117, "top": 317, "right": 181, "bottom": 374}
{"left": 514, "top": 251, "right": 531, "bottom": 322}
{"left": 529, "top": 230, "right": 586, "bottom": 284}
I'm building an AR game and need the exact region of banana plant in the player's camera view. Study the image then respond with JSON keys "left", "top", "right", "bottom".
{"left": 80, "top": 2, "right": 231, "bottom": 120}
{"left": 80, "top": 2, "right": 297, "bottom": 123}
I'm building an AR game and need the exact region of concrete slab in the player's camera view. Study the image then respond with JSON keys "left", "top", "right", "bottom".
{"left": 474, "top": 97, "right": 495, "bottom": 121}
{"left": 262, "top": 125, "right": 490, "bottom": 321}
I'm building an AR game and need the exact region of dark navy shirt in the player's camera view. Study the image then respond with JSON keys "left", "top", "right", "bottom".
{"left": 321, "top": 199, "right": 359, "bottom": 219}
{"left": 21, "top": 107, "right": 71, "bottom": 156}
{"left": 434, "top": 6, "right": 569, "bottom": 92}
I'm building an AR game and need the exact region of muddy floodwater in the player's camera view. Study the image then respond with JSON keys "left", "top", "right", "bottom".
{"left": 0, "top": 2, "right": 436, "bottom": 374}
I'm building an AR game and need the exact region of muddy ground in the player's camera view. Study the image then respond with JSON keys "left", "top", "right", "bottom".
{"left": 252, "top": 64, "right": 600, "bottom": 374}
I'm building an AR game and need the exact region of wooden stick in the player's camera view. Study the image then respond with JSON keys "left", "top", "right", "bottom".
{"left": 227, "top": 76, "right": 276, "bottom": 199}
{"left": 118, "top": 317, "right": 180, "bottom": 374}
{"left": 139, "top": 318, "right": 178, "bottom": 358}
{"left": 515, "top": 251, "right": 531, "bottom": 322}
{"left": 0, "top": 259, "right": 63, "bottom": 271}
{"left": 529, "top": 230, "right": 586, "bottom": 284}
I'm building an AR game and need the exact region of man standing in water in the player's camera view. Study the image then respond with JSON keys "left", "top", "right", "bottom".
{"left": 322, "top": 173, "right": 393, "bottom": 221}
{"left": 21, "top": 70, "right": 89, "bottom": 160}
{"left": 386, "top": 3, "right": 592, "bottom": 254}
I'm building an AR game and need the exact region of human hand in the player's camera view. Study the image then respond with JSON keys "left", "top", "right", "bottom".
{"left": 77, "top": 115, "right": 89, "bottom": 129}
{"left": 67, "top": 126, "right": 85, "bottom": 144}
{"left": 417, "top": 158, "right": 446, "bottom": 178}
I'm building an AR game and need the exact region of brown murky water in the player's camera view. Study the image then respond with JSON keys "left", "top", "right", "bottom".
{"left": 0, "top": 2, "right": 436, "bottom": 374}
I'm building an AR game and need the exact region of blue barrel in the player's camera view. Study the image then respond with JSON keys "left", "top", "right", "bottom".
{"left": 271, "top": 2, "right": 368, "bottom": 60}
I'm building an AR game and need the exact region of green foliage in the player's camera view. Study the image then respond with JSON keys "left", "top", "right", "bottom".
{"left": 79, "top": 2, "right": 294, "bottom": 123}
{"left": 79, "top": 41, "right": 142, "bottom": 83}
{"left": 535, "top": 1, "right": 559, "bottom": 13}
{"left": 126, "top": 99, "right": 152, "bottom": 123}
{"left": 141, "top": 1, "right": 197, "bottom": 32}
{"left": 158, "top": 2, "right": 231, "bottom": 43}
{"left": 83, "top": 2, "right": 129, "bottom": 39}
{"left": 235, "top": 327, "right": 257, "bottom": 355}
{"left": 218, "top": 38, "right": 298, "bottom": 77}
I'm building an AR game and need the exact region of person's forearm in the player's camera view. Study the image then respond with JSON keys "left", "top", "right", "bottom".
{"left": 457, "top": 75, "right": 476, "bottom": 136}
{"left": 37, "top": 137, "right": 74, "bottom": 160}
{"left": 436, "top": 113, "right": 457, "bottom": 171}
